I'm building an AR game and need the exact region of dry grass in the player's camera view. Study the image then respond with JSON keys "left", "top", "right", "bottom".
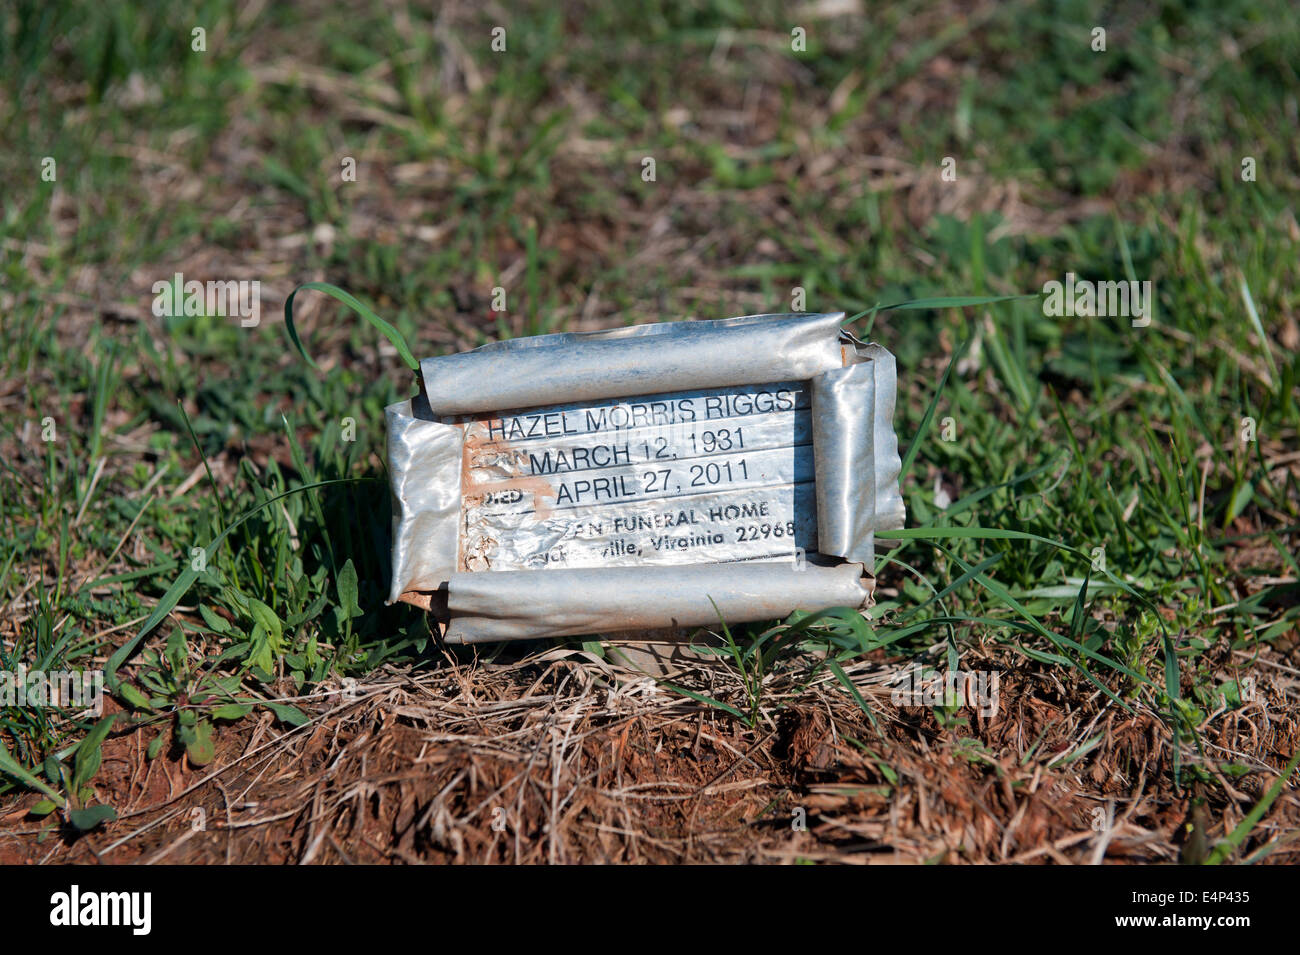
{"left": 4, "top": 633, "right": 1297, "bottom": 865}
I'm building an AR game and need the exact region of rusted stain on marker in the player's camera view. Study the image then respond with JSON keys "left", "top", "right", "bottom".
{"left": 458, "top": 413, "right": 561, "bottom": 571}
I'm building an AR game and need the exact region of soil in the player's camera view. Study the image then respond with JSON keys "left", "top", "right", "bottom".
{"left": 3, "top": 637, "right": 1296, "bottom": 864}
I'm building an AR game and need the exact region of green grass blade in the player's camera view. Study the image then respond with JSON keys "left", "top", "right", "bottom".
{"left": 284, "top": 281, "right": 419, "bottom": 372}
{"left": 1204, "top": 748, "right": 1300, "bottom": 865}
{"left": 827, "top": 657, "right": 880, "bottom": 731}
{"left": 899, "top": 335, "right": 972, "bottom": 482}
{"left": 879, "top": 294, "right": 1035, "bottom": 311}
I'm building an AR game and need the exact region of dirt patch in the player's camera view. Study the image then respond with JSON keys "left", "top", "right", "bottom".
{"left": 3, "top": 637, "right": 1297, "bottom": 864}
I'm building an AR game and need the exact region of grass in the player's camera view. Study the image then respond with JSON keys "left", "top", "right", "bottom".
{"left": 1, "top": 0, "right": 1297, "bottom": 860}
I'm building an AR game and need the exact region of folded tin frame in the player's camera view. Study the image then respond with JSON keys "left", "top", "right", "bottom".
{"left": 385, "top": 312, "right": 905, "bottom": 643}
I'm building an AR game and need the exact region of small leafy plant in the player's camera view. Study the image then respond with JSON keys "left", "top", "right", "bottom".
{"left": 0, "top": 715, "right": 118, "bottom": 833}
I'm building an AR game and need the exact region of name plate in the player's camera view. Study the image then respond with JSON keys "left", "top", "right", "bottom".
{"left": 458, "top": 382, "right": 817, "bottom": 571}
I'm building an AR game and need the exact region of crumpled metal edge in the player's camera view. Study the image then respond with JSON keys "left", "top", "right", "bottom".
{"left": 385, "top": 396, "right": 463, "bottom": 603}
{"left": 442, "top": 561, "right": 872, "bottom": 643}
{"left": 420, "top": 311, "right": 848, "bottom": 416}
{"left": 809, "top": 342, "right": 906, "bottom": 568}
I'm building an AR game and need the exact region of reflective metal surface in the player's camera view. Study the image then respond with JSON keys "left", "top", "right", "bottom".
{"left": 384, "top": 311, "right": 906, "bottom": 642}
